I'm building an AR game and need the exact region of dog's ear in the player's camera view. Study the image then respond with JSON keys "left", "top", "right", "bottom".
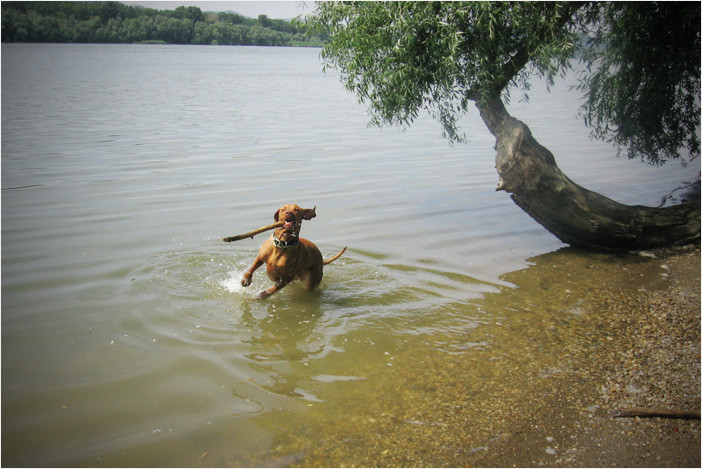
{"left": 302, "top": 206, "right": 316, "bottom": 220}
{"left": 274, "top": 209, "right": 280, "bottom": 222}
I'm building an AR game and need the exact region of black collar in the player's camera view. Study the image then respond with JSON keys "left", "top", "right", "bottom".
{"left": 273, "top": 234, "right": 299, "bottom": 248}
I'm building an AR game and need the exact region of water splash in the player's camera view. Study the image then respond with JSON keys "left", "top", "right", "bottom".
{"left": 220, "top": 269, "right": 247, "bottom": 294}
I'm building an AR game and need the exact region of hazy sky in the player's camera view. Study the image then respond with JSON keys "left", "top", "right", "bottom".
{"left": 123, "top": 1, "right": 313, "bottom": 19}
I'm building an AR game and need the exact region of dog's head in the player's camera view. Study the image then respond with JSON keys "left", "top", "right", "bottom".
{"left": 273, "top": 204, "right": 316, "bottom": 241}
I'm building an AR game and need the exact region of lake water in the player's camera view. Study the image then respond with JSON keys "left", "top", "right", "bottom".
{"left": 2, "top": 44, "right": 698, "bottom": 466}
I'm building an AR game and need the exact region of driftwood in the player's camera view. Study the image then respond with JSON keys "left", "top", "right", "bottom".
{"left": 222, "top": 221, "right": 285, "bottom": 242}
{"left": 613, "top": 407, "right": 701, "bottom": 420}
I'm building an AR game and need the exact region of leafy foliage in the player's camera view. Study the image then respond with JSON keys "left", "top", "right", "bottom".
{"left": 308, "top": 1, "right": 700, "bottom": 164}
{"left": 1, "top": 1, "right": 326, "bottom": 47}
{"left": 576, "top": 2, "right": 700, "bottom": 164}
{"left": 308, "top": 2, "right": 581, "bottom": 141}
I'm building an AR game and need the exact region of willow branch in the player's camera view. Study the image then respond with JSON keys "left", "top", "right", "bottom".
{"left": 490, "top": 2, "right": 587, "bottom": 94}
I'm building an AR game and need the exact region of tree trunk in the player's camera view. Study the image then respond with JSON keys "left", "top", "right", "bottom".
{"left": 476, "top": 97, "right": 700, "bottom": 251}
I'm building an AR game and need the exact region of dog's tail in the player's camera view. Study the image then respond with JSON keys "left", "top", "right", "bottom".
{"left": 323, "top": 247, "right": 347, "bottom": 265}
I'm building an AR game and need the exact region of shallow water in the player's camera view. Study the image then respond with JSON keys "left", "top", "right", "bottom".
{"left": 2, "top": 43, "right": 698, "bottom": 466}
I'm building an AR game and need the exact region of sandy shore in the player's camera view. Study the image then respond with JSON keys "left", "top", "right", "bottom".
{"left": 264, "top": 245, "right": 700, "bottom": 468}
{"left": 560, "top": 245, "right": 701, "bottom": 467}
{"left": 482, "top": 245, "right": 701, "bottom": 468}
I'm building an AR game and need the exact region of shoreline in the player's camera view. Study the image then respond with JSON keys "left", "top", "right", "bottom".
{"left": 479, "top": 244, "right": 701, "bottom": 468}
{"left": 271, "top": 244, "right": 701, "bottom": 468}
{"left": 561, "top": 245, "right": 701, "bottom": 467}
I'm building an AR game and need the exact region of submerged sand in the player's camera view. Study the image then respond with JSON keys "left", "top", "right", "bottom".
{"left": 484, "top": 245, "right": 701, "bottom": 468}
{"left": 252, "top": 245, "right": 700, "bottom": 468}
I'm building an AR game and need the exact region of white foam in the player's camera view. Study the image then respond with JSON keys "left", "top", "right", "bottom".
{"left": 220, "top": 270, "right": 246, "bottom": 294}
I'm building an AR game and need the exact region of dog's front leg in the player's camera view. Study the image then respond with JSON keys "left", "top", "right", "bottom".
{"left": 257, "top": 280, "right": 289, "bottom": 300}
{"left": 242, "top": 257, "right": 263, "bottom": 287}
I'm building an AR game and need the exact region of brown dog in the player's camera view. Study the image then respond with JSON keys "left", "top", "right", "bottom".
{"left": 241, "top": 204, "right": 346, "bottom": 299}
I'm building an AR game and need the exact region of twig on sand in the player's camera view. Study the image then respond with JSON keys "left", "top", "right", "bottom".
{"left": 613, "top": 407, "right": 701, "bottom": 420}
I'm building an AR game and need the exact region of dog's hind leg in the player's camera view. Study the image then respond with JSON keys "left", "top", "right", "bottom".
{"left": 299, "top": 266, "right": 323, "bottom": 291}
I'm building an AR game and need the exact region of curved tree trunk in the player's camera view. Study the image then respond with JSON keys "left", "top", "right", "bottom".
{"left": 476, "top": 97, "right": 700, "bottom": 251}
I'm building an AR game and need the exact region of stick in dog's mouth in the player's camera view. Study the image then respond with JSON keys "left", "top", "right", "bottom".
{"left": 222, "top": 221, "right": 285, "bottom": 243}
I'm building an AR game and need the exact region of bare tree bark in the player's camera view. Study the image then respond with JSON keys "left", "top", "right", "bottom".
{"left": 476, "top": 97, "right": 700, "bottom": 251}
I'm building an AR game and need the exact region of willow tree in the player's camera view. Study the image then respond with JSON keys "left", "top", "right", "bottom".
{"left": 308, "top": 1, "right": 700, "bottom": 250}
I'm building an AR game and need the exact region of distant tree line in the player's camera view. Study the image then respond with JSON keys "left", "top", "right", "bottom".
{"left": 1, "top": 1, "right": 327, "bottom": 46}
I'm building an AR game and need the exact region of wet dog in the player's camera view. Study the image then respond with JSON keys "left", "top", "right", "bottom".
{"left": 241, "top": 204, "right": 346, "bottom": 299}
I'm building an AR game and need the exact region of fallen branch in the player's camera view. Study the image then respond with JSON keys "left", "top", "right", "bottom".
{"left": 613, "top": 407, "right": 701, "bottom": 420}
{"left": 222, "top": 221, "right": 285, "bottom": 242}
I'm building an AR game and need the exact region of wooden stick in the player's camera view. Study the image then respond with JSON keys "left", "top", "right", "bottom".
{"left": 222, "top": 221, "right": 285, "bottom": 242}
{"left": 613, "top": 407, "right": 701, "bottom": 420}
